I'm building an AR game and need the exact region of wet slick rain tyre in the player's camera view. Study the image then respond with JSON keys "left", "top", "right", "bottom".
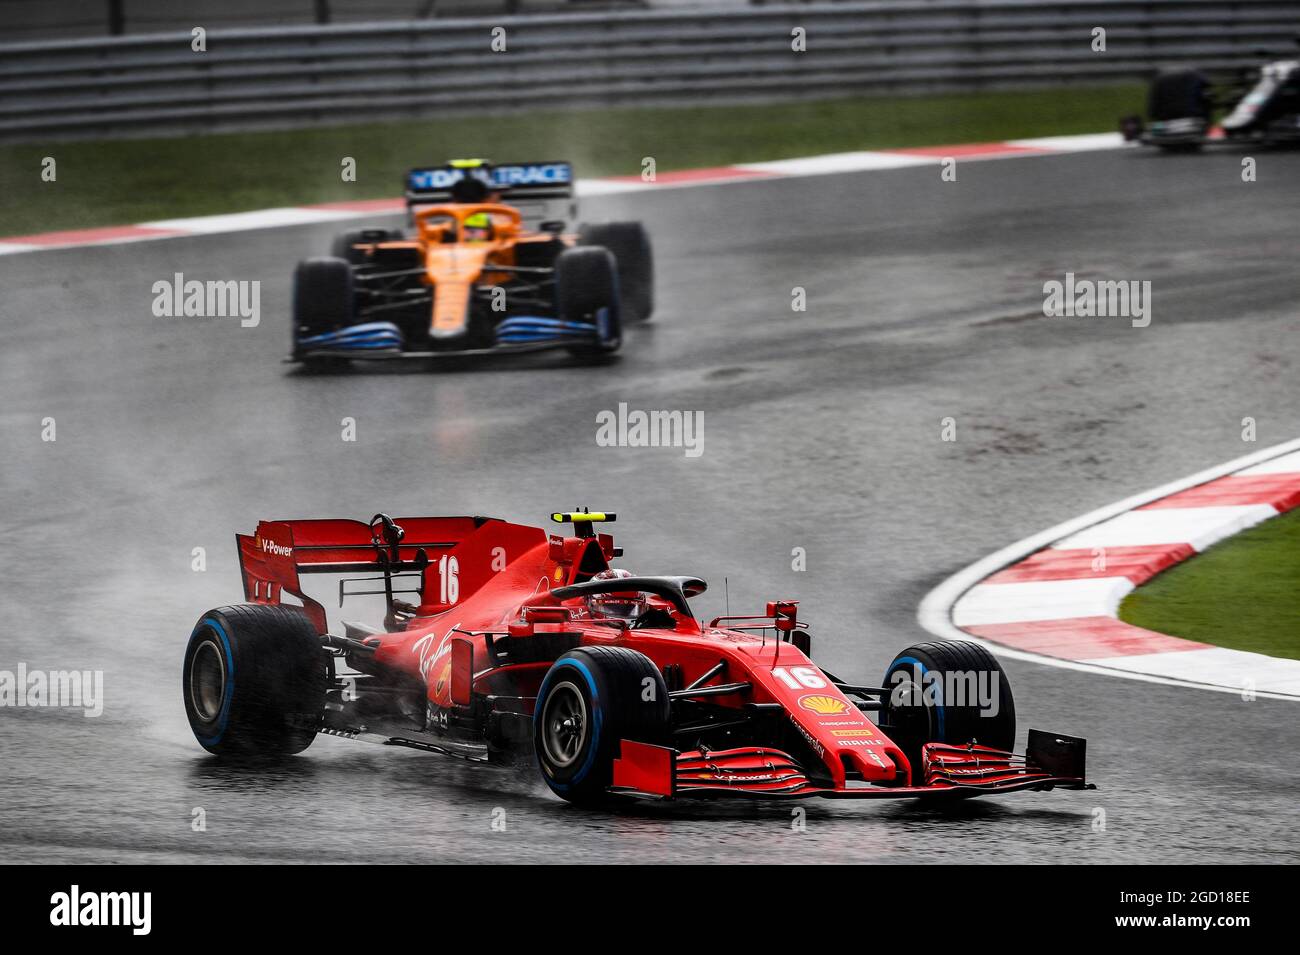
{"left": 1147, "top": 69, "right": 1211, "bottom": 151}
{"left": 1148, "top": 69, "right": 1211, "bottom": 122}
{"left": 579, "top": 222, "right": 653, "bottom": 323}
{"left": 556, "top": 246, "right": 622, "bottom": 359}
{"left": 292, "top": 257, "right": 356, "bottom": 368}
{"left": 878, "top": 640, "right": 1016, "bottom": 779}
{"left": 330, "top": 229, "right": 401, "bottom": 264}
{"left": 533, "top": 646, "right": 669, "bottom": 805}
{"left": 293, "top": 257, "right": 354, "bottom": 338}
{"left": 183, "top": 604, "right": 328, "bottom": 758}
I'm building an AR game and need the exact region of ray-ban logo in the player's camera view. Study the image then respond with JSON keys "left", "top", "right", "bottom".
{"left": 50, "top": 885, "right": 151, "bottom": 935}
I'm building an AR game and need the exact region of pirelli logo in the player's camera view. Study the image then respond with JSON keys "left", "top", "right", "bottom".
{"left": 832, "top": 729, "right": 880, "bottom": 739}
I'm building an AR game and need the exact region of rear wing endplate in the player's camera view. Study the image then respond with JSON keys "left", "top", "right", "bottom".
{"left": 235, "top": 515, "right": 548, "bottom": 633}
{"left": 236, "top": 516, "right": 479, "bottom": 632}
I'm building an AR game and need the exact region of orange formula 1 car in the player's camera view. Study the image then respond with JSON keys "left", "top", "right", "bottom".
{"left": 290, "top": 160, "right": 653, "bottom": 368}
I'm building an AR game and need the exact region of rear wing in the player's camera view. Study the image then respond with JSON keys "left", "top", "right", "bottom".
{"left": 405, "top": 160, "right": 576, "bottom": 227}
{"left": 236, "top": 515, "right": 545, "bottom": 632}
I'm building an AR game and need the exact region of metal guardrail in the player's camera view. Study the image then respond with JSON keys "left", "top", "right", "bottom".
{"left": 1, "top": 0, "right": 1297, "bottom": 141}
{"left": 0, "top": 1, "right": 658, "bottom": 43}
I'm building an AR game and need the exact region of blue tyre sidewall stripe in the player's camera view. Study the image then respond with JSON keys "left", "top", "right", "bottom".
{"left": 894, "top": 655, "right": 944, "bottom": 739}
{"left": 191, "top": 617, "right": 236, "bottom": 746}
{"left": 536, "top": 657, "right": 603, "bottom": 793}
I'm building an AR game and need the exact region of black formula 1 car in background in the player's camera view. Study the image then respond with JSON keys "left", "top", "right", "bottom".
{"left": 1122, "top": 39, "right": 1300, "bottom": 149}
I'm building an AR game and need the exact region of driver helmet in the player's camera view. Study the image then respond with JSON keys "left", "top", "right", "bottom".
{"left": 462, "top": 212, "right": 493, "bottom": 243}
{"left": 586, "top": 569, "right": 649, "bottom": 623}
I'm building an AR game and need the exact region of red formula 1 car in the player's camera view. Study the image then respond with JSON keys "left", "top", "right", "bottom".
{"left": 182, "top": 512, "right": 1091, "bottom": 805}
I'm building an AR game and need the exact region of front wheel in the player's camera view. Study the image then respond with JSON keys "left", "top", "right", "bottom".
{"left": 292, "top": 257, "right": 356, "bottom": 364}
{"left": 555, "top": 246, "right": 622, "bottom": 359}
{"left": 877, "top": 640, "right": 1016, "bottom": 778}
{"left": 1145, "top": 69, "right": 1211, "bottom": 151}
{"left": 533, "top": 646, "right": 669, "bottom": 805}
{"left": 1147, "top": 69, "right": 1211, "bottom": 123}
{"left": 182, "top": 604, "right": 329, "bottom": 757}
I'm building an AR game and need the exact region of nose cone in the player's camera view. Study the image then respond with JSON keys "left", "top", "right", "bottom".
{"left": 426, "top": 246, "right": 490, "bottom": 339}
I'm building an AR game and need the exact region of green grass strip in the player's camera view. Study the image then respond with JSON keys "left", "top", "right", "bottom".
{"left": 1120, "top": 506, "right": 1300, "bottom": 660}
{"left": 0, "top": 83, "right": 1141, "bottom": 236}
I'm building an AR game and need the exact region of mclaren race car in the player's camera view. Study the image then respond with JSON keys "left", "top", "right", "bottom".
{"left": 290, "top": 160, "right": 653, "bottom": 368}
{"left": 182, "top": 511, "right": 1091, "bottom": 806}
{"left": 1122, "top": 40, "right": 1300, "bottom": 149}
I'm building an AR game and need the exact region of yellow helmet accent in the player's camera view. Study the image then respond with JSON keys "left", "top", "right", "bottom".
{"left": 464, "top": 212, "right": 491, "bottom": 229}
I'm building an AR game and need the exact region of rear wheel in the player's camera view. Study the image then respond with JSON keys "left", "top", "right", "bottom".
{"left": 555, "top": 246, "right": 622, "bottom": 358}
{"left": 182, "top": 604, "right": 329, "bottom": 757}
{"left": 330, "top": 229, "right": 402, "bottom": 265}
{"left": 579, "top": 222, "right": 653, "bottom": 323}
{"left": 534, "top": 646, "right": 669, "bottom": 805}
{"left": 877, "top": 640, "right": 1016, "bottom": 779}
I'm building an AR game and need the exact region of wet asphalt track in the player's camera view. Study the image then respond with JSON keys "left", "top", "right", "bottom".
{"left": 1, "top": 146, "right": 1299, "bottom": 863}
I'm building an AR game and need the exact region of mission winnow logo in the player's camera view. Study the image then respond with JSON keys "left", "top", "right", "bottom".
{"left": 49, "top": 885, "right": 151, "bottom": 935}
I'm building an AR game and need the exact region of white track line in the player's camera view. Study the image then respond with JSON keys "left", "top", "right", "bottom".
{"left": 0, "top": 132, "right": 1128, "bottom": 255}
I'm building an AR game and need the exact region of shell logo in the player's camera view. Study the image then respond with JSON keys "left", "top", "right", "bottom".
{"left": 798, "top": 694, "right": 850, "bottom": 716}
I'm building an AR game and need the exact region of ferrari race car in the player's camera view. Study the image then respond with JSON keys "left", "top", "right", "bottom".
{"left": 1121, "top": 40, "right": 1300, "bottom": 149}
{"left": 182, "top": 512, "right": 1091, "bottom": 805}
{"left": 290, "top": 160, "right": 653, "bottom": 367}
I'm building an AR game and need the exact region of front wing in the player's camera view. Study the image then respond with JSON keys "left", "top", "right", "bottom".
{"left": 289, "top": 314, "right": 612, "bottom": 362}
{"left": 611, "top": 729, "right": 1091, "bottom": 801}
